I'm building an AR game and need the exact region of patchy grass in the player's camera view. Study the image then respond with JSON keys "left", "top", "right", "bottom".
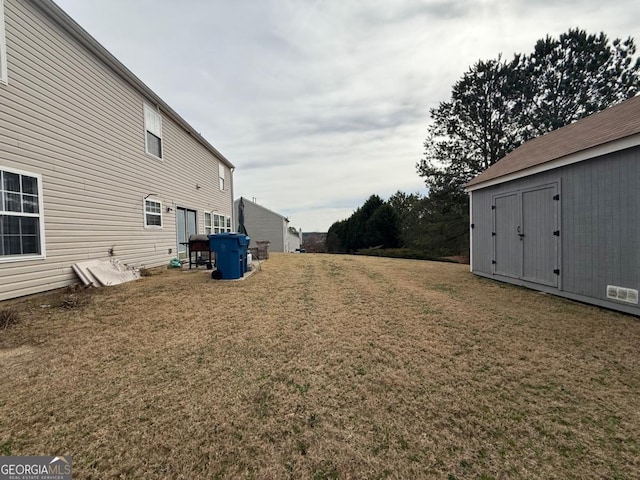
{"left": 0, "top": 307, "right": 20, "bottom": 329}
{"left": 1, "top": 254, "right": 639, "bottom": 479}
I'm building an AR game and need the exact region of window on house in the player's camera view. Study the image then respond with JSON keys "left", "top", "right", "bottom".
{"left": 144, "top": 104, "right": 163, "bottom": 159}
{"left": 219, "top": 163, "right": 225, "bottom": 191}
{"left": 0, "top": 0, "right": 7, "bottom": 84}
{"left": 204, "top": 212, "right": 212, "bottom": 235}
{"left": 144, "top": 199, "right": 162, "bottom": 227}
{"left": 212, "top": 214, "right": 231, "bottom": 233}
{"left": 0, "top": 168, "right": 44, "bottom": 259}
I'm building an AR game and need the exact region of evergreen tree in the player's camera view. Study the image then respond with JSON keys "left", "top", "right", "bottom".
{"left": 365, "top": 204, "right": 400, "bottom": 249}
{"left": 515, "top": 29, "right": 640, "bottom": 139}
{"left": 416, "top": 29, "right": 640, "bottom": 256}
{"left": 388, "top": 191, "right": 423, "bottom": 248}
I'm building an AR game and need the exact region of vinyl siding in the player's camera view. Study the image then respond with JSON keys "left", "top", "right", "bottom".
{"left": 471, "top": 145, "right": 640, "bottom": 315}
{"left": 287, "top": 231, "right": 301, "bottom": 252}
{"left": 235, "top": 198, "right": 286, "bottom": 252}
{"left": 0, "top": 0, "right": 233, "bottom": 300}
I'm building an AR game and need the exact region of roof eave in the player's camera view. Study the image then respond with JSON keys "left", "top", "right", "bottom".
{"left": 236, "top": 197, "right": 289, "bottom": 221}
{"left": 465, "top": 132, "right": 640, "bottom": 193}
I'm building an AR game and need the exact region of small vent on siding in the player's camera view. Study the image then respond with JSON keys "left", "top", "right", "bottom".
{"left": 606, "top": 285, "right": 639, "bottom": 305}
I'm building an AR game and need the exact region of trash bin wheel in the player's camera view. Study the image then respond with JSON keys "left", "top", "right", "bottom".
{"left": 211, "top": 270, "right": 223, "bottom": 280}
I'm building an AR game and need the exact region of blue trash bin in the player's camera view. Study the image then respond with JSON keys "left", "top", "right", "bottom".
{"left": 238, "top": 234, "right": 250, "bottom": 273}
{"left": 208, "top": 233, "right": 250, "bottom": 279}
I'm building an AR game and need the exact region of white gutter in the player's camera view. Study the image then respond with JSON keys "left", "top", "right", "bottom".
{"left": 230, "top": 167, "right": 235, "bottom": 232}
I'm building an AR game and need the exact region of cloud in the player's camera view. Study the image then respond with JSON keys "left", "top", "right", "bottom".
{"left": 55, "top": 0, "right": 640, "bottom": 232}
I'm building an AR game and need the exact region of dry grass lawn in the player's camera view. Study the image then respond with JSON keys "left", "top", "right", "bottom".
{"left": 1, "top": 253, "right": 639, "bottom": 479}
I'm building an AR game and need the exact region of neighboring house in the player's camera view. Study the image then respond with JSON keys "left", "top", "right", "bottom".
{"left": 0, "top": 0, "right": 234, "bottom": 300}
{"left": 288, "top": 227, "right": 302, "bottom": 253}
{"left": 466, "top": 95, "right": 640, "bottom": 315}
{"left": 234, "top": 197, "right": 299, "bottom": 253}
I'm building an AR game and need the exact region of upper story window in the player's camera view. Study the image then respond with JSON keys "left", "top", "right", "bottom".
{"left": 219, "top": 163, "right": 225, "bottom": 191}
{"left": 0, "top": 167, "right": 45, "bottom": 261}
{"left": 144, "top": 198, "right": 162, "bottom": 228}
{"left": 0, "top": 0, "right": 8, "bottom": 85}
{"left": 144, "top": 104, "right": 163, "bottom": 159}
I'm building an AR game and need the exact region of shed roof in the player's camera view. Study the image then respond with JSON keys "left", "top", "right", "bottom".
{"left": 34, "top": 0, "right": 234, "bottom": 169}
{"left": 466, "top": 95, "right": 640, "bottom": 190}
{"left": 235, "top": 197, "right": 290, "bottom": 223}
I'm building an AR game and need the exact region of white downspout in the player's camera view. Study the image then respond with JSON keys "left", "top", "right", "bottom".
{"left": 230, "top": 166, "right": 235, "bottom": 232}
{"left": 469, "top": 192, "right": 473, "bottom": 272}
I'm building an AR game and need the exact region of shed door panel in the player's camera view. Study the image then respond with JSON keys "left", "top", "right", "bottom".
{"left": 494, "top": 193, "right": 520, "bottom": 278}
{"left": 522, "top": 186, "right": 558, "bottom": 287}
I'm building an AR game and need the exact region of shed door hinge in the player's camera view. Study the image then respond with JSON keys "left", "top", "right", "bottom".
{"left": 471, "top": 223, "right": 475, "bottom": 229}
{"left": 553, "top": 194, "right": 560, "bottom": 201}
{"left": 491, "top": 205, "right": 496, "bottom": 210}
{"left": 492, "top": 232, "right": 496, "bottom": 236}
{"left": 553, "top": 230, "right": 560, "bottom": 236}
{"left": 554, "top": 269, "right": 560, "bottom": 275}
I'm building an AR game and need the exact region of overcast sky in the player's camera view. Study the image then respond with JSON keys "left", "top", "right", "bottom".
{"left": 54, "top": 0, "right": 639, "bottom": 232}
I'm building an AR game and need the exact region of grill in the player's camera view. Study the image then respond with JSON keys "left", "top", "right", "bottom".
{"left": 187, "top": 234, "right": 213, "bottom": 269}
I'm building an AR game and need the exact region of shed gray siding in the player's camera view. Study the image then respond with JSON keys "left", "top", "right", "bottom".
{"left": 0, "top": 0, "right": 233, "bottom": 300}
{"left": 471, "top": 145, "right": 640, "bottom": 315}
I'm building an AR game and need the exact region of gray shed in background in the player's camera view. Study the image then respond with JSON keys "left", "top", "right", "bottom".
{"left": 466, "top": 95, "right": 640, "bottom": 315}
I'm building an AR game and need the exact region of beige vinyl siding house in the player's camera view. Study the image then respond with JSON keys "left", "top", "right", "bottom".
{"left": 0, "top": 0, "right": 234, "bottom": 300}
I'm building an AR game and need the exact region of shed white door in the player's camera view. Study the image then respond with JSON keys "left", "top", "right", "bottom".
{"left": 492, "top": 183, "right": 559, "bottom": 287}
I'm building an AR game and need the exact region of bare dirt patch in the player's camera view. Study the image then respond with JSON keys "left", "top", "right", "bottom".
{"left": 0, "top": 254, "right": 639, "bottom": 479}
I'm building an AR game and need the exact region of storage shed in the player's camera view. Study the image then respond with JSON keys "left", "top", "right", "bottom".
{"left": 466, "top": 95, "right": 640, "bottom": 315}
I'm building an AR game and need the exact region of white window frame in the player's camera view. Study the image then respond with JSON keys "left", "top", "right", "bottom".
{"left": 143, "top": 198, "right": 162, "bottom": 228}
{"left": 204, "top": 212, "right": 212, "bottom": 235}
{"left": 0, "top": 166, "right": 46, "bottom": 263}
{"left": 212, "top": 213, "right": 232, "bottom": 233}
{"left": 219, "top": 163, "right": 225, "bottom": 191}
{"left": 144, "top": 103, "right": 163, "bottom": 160}
{"left": 0, "top": 0, "right": 8, "bottom": 85}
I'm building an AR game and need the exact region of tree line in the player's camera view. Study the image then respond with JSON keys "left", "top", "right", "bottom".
{"left": 326, "top": 191, "right": 467, "bottom": 257}
{"left": 327, "top": 28, "right": 640, "bottom": 257}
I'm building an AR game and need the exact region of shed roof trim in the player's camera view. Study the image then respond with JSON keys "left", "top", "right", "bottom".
{"left": 33, "top": 0, "right": 234, "bottom": 169}
{"left": 466, "top": 95, "right": 640, "bottom": 190}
